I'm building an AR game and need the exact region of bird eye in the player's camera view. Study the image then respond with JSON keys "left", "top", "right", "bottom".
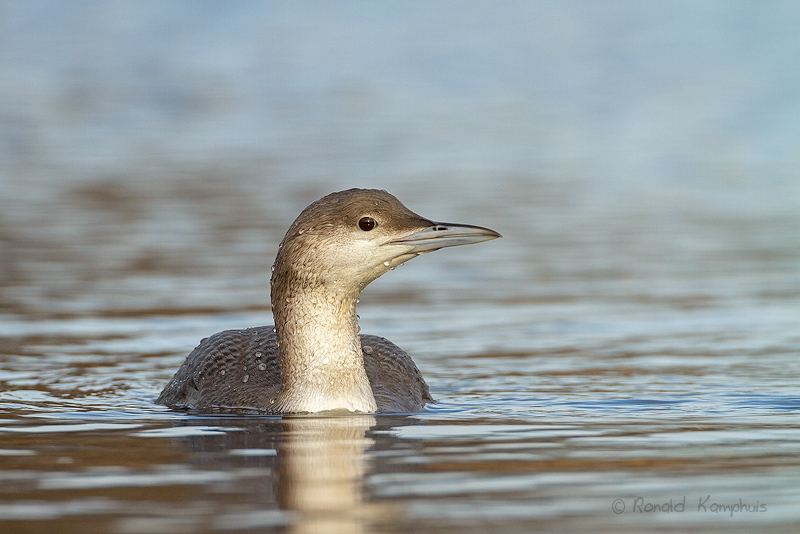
{"left": 358, "top": 217, "right": 377, "bottom": 231}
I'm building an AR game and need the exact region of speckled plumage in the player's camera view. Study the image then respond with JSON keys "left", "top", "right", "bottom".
{"left": 157, "top": 188, "right": 500, "bottom": 415}
{"left": 157, "top": 327, "right": 433, "bottom": 413}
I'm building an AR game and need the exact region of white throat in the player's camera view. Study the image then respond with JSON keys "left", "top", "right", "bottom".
{"left": 271, "top": 284, "right": 377, "bottom": 414}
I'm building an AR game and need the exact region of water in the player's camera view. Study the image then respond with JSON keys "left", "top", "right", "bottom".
{"left": 1, "top": 2, "right": 799, "bottom": 533}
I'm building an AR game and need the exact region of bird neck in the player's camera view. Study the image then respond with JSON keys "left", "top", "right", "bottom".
{"left": 270, "top": 269, "right": 377, "bottom": 414}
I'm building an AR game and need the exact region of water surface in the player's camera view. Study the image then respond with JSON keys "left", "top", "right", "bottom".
{"left": 1, "top": 2, "right": 799, "bottom": 533}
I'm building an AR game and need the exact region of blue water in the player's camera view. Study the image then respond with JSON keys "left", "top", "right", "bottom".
{"left": 1, "top": 2, "right": 799, "bottom": 533}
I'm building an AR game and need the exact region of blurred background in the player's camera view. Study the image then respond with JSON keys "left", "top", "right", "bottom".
{"left": 1, "top": 0, "right": 797, "bottom": 321}
{"left": 1, "top": 3, "right": 799, "bottom": 532}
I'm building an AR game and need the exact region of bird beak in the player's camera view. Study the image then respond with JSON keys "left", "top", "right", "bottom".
{"left": 385, "top": 221, "right": 502, "bottom": 254}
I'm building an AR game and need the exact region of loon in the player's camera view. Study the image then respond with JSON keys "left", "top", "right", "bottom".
{"left": 157, "top": 188, "right": 501, "bottom": 414}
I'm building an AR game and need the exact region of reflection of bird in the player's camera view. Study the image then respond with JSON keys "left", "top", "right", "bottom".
{"left": 157, "top": 189, "right": 501, "bottom": 414}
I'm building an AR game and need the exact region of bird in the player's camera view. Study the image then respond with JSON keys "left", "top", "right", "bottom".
{"left": 157, "top": 188, "right": 501, "bottom": 414}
